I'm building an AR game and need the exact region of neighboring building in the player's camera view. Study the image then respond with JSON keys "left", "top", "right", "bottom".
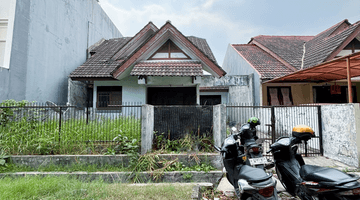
{"left": 223, "top": 19, "right": 360, "bottom": 105}
{"left": 0, "top": 0, "right": 122, "bottom": 104}
{"left": 69, "top": 21, "right": 230, "bottom": 108}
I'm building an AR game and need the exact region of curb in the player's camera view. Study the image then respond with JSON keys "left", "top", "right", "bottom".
{"left": 0, "top": 171, "right": 223, "bottom": 184}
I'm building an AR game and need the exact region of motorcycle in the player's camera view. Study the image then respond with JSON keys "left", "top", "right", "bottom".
{"left": 215, "top": 127, "right": 278, "bottom": 199}
{"left": 236, "top": 119, "right": 274, "bottom": 170}
{"left": 267, "top": 124, "right": 360, "bottom": 200}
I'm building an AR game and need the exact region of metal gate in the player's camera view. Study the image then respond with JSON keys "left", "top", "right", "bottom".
{"left": 154, "top": 105, "right": 213, "bottom": 140}
{"left": 226, "top": 104, "right": 323, "bottom": 157}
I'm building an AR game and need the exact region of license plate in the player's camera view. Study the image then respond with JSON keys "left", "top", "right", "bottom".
{"left": 249, "top": 157, "right": 268, "bottom": 166}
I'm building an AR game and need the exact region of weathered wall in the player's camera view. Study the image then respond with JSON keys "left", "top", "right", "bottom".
{"left": 321, "top": 104, "right": 360, "bottom": 167}
{"left": 0, "top": 0, "right": 122, "bottom": 104}
{"left": 93, "top": 76, "right": 146, "bottom": 107}
{"left": 200, "top": 74, "right": 254, "bottom": 104}
{"left": 222, "top": 44, "right": 260, "bottom": 104}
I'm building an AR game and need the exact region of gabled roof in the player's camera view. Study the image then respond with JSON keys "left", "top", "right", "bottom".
{"left": 70, "top": 21, "right": 225, "bottom": 80}
{"left": 303, "top": 20, "right": 360, "bottom": 69}
{"left": 234, "top": 19, "right": 360, "bottom": 80}
{"left": 69, "top": 37, "right": 131, "bottom": 80}
{"left": 232, "top": 44, "right": 294, "bottom": 79}
{"left": 111, "top": 21, "right": 225, "bottom": 79}
{"left": 250, "top": 35, "right": 313, "bottom": 70}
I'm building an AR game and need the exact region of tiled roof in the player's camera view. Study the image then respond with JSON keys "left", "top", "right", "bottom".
{"left": 130, "top": 61, "right": 203, "bottom": 76}
{"left": 187, "top": 36, "right": 217, "bottom": 64}
{"left": 303, "top": 20, "right": 360, "bottom": 69}
{"left": 232, "top": 44, "right": 294, "bottom": 79}
{"left": 70, "top": 34, "right": 219, "bottom": 79}
{"left": 69, "top": 37, "right": 131, "bottom": 79}
{"left": 237, "top": 19, "right": 360, "bottom": 79}
{"left": 251, "top": 35, "right": 313, "bottom": 69}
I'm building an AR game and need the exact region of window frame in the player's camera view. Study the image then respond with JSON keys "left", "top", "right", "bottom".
{"left": 267, "top": 86, "right": 293, "bottom": 106}
{"left": 149, "top": 40, "right": 191, "bottom": 60}
{"left": 96, "top": 86, "right": 122, "bottom": 109}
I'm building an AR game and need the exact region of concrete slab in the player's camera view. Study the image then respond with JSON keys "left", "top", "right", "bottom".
{"left": 215, "top": 156, "right": 359, "bottom": 198}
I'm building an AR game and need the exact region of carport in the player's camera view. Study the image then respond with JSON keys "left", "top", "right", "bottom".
{"left": 265, "top": 51, "right": 360, "bottom": 103}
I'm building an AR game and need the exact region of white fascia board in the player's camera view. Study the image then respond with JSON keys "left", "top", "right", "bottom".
{"left": 0, "top": 0, "right": 16, "bottom": 69}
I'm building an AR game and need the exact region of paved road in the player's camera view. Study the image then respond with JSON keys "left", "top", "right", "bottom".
{"left": 216, "top": 156, "right": 359, "bottom": 199}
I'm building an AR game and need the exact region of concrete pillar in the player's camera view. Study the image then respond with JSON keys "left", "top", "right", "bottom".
{"left": 213, "top": 104, "right": 226, "bottom": 148}
{"left": 141, "top": 104, "right": 154, "bottom": 155}
{"left": 355, "top": 104, "right": 360, "bottom": 167}
{"left": 196, "top": 84, "right": 200, "bottom": 105}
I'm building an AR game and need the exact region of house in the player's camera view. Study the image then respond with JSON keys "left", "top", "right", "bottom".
{"left": 0, "top": 0, "right": 122, "bottom": 104}
{"left": 222, "top": 19, "right": 360, "bottom": 105}
{"left": 69, "top": 21, "right": 229, "bottom": 108}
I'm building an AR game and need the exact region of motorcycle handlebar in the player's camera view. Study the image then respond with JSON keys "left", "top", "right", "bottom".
{"left": 214, "top": 145, "right": 221, "bottom": 152}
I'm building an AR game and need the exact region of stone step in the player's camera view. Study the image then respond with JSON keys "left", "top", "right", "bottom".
{"left": 0, "top": 171, "right": 223, "bottom": 184}
{"left": 9, "top": 153, "right": 223, "bottom": 169}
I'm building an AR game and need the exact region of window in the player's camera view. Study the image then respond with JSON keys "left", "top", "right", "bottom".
{"left": 267, "top": 87, "right": 293, "bottom": 106}
{"left": 149, "top": 40, "right": 190, "bottom": 60}
{"left": 97, "top": 86, "right": 122, "bottom": 108}
{"left": 0, "top": 20, "right": 7, "bottom": 67}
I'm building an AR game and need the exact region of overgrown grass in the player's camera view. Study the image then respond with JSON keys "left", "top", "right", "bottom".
{"left": 0, "top": 117, "right": 141, "bottom": 155}
{"left": 0, "top": 176, "right": 193, "bottom": 200}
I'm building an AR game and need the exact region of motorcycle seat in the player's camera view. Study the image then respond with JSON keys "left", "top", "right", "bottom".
{"left": 300, "top": 165, "right": 359, "bottom": 186}
{"left": 238, "top": 165, "right": 272, "bottom": 183}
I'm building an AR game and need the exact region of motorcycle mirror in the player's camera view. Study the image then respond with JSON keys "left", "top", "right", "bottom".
{"left": 231, "top": 127, "right": 237, "bottom": 132}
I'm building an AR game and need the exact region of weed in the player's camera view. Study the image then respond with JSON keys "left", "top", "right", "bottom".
{"left": 182, "top": 173, "right": 193, "bottom": 180}
{"left": 153, "top": 132, "right": 214, "bottom": 153}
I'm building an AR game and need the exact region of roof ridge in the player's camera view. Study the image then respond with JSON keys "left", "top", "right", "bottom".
{"left": 253, "top": 35, "right": 314, "bottom": 38}
{"left": 312, "top": 19, "right": 349, "bottom": 38}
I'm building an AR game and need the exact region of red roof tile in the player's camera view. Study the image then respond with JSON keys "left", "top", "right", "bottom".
{"left": 130, "top": 61, "right": 203, "bottom": 76}
{"left": 250, "top": 35, "right": 313, "bottom": 70}
{"left": 70, "top": 22, "right": 223, "bottom": 79}
{"left": 232, "top": 44, "right": 294, "bottom": 79}
{"left": 236, "top": 19, "right": 360, "bottom": 80}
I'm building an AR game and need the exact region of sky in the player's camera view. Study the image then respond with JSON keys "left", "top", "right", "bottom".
{"left": 98, "top": 0, "right": 360, "bottom": 66}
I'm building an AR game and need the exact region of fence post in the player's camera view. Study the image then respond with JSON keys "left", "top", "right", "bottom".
{"left": 213, "top": 104, "right": 226, "bottom": 148}
{"left": 141, "top": 104, "right": 154, "bottom": 155}
{"left": 59, "top": 106, "right": 62, "bottom": 143}
{"left": 317, "top": 106, "right": 323, "bottom": 156}
{"left": 271, "top": 106, "right": 276, "bottom": 144}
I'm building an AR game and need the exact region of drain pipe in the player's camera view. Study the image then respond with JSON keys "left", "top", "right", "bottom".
{"left": 300, "top": 42, "right": 306, "bottom": 70}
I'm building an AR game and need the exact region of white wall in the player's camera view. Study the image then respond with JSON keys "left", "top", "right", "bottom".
{"left": 222, "top": 44, "right": 260, "bottom": 105}
{"left": 0, "top": 0, "right": 122, "bottom": 104}
{"left": 321, "top": 104, "right": 360, "bottom": 167}
{"left": 0, "top": 0, "right": 16, "bottom": 69}
{"left": 94, "top": 76, "right": 147, "bottom": 107}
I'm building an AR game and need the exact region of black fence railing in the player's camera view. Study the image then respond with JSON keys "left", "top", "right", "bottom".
{"left": 0, "top": 101, "right": 142, "bottom": 145}
{"left": 226, "top": 103, "right": 322, "bottom": 157}
{"left": 154, "top": 105, "right": 213, "bottom": 140}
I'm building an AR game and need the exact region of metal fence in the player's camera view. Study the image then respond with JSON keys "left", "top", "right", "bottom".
{"left": 154, "top": 105, "right": 213, "bottom": 140}
{"left": 0, "top": 101, "right": 142, "bottom": 144}
{"left": 226, "top": 103, "right": 322, "bottom": 157}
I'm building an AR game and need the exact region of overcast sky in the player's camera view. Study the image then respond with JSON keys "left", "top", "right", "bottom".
{"left": 99, "top": 0, "right": 360, "bottom": 66}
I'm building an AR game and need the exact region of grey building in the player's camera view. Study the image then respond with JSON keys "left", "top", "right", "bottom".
{"left": 0, "top": 0, "right": 122, "bottom": 104}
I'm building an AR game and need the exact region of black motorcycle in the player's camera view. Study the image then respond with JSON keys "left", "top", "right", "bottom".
{"left": 267, "top": 124, "right": 360, "bottom": 200}
{"left": 236, "top": 117, "right": 274, "bottom": 170}
{"left": 215, "top": 130, "right": 278, "bottom": 199}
